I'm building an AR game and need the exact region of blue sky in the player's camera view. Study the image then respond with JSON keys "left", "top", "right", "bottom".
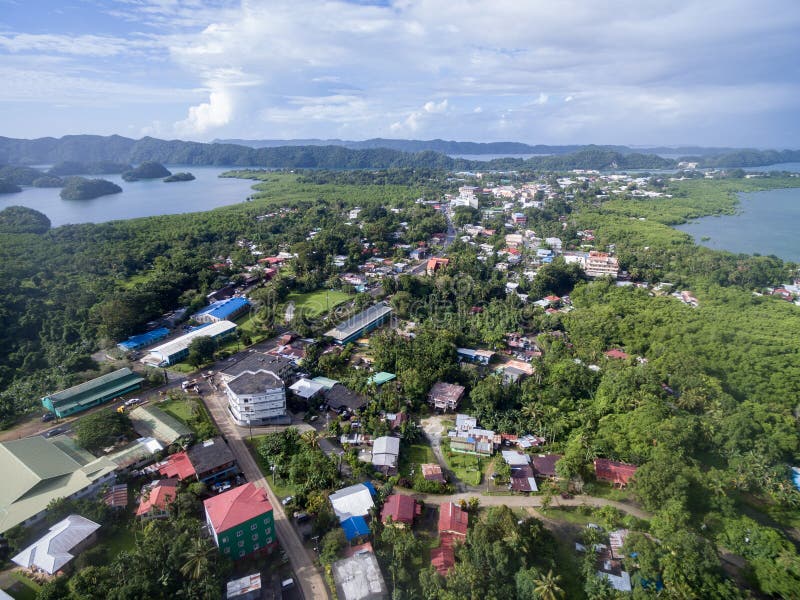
{"left": 1, "top": 0, "right": 799, "bottom": 146}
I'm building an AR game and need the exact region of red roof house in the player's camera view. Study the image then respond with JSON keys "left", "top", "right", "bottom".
{"left": 136, "top": 479, "right": 179, "bottom": 520}
{"left": 426, "top": 257, "right": 450, "bottom": 276}
{"left": 431, "top": 532, "right": 461, "bottom": 576}
{"left": 157, "top": 451, "right": 197, "bottom": 480}
{"left": 604, "top": 349, "right": 630, "bottom": 360}
{"left": 421, "top": 463, "right": 446, "bottom": 484}
{"left": 438, "top": 502, "right": 468, "bottom": 536}
{"left": 381, "top": 494, "right": 419, "bottom": 527}
{"left": 203, "top": 483, "right": 275, "bottom": 558}
{"left": 594, "top": 459, "right": 638, "bottom": 487}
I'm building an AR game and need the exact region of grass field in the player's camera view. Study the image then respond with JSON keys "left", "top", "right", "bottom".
{"left": 441, "top": 439, "right": 485, "bottom": 486}
{"left": 399, "top": 443, "right": 437, "bottom": 478}
{"left": 285, "top": 290, "right": 352, "bottom": 319}
{"left": 159, "top": 396, "right": 217, "bottom": 437}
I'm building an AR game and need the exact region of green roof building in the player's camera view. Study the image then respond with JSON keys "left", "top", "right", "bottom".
{"left": 367, "top": 372, "right": 397, "bottom": 386}
{"left": 129, "top": 404, "right": 193, "bottom": 445}
{"left": 0, "top": 436, "right": 117, "bottom": 533}
{"left": 42, "top": 368, "right": 144, "bottom": 418}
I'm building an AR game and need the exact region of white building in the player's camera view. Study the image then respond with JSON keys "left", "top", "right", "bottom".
{"left": 585, "top": 251, "right": 620, "bottom": 278}
{"left": 451, "top": 186, "right": 479, "bottom": 209}
{"left": 329, "top": 484, "right": 375, "bottom": 522}
{"left": 12, "top": 514, "right": 100, "bottom": 575}
{"left": 223, "top": 369, "right": 286, "bottom": 426}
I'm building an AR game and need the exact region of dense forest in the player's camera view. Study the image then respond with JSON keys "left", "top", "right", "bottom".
{"left": 59, "top": 177, "right": 122, "bottom": 200}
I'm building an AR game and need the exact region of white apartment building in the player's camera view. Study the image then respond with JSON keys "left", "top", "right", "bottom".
{"left": 223, "top": 369, "right": 287, "bottom": 426}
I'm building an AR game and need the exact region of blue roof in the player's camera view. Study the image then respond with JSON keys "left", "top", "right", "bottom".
{"left": 341, "top": 516, "right": 370, "bottom": 541}
{"left": 193, "top": 297, "right": 249, "bottom": 321}
{"left": 362, "top": 481, "right": 377, "bottom": 497}
{"left": 792, "top": 467, "right": 800, "bottom": 492}
{"left": 117, "top": 327, "right": 170, "bottom": 350}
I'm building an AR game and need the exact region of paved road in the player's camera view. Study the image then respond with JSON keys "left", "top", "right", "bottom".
{"left": 203, "top": 389, "right": 329, "bottom": 600}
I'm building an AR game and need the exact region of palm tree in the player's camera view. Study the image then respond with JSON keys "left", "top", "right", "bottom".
{"left": 302, "top": 429, "right": 321, "bottom": 449}
{"left": 180, "top": 538, "right": 215, "bottom": 581}
{"left": 533, "top": 569, "right": 564, "bottom": 600}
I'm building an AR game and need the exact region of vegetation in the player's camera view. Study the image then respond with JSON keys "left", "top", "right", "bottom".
{"left": 0, "top": 206, "right": 50, "bottom": 234}
{"left": 163, "top": 172, "right": 195, "bottom": 182}
{"left": 48, "top": 161, "right": 131, "bottom": 176}
{"left": 59, "top": 177, "right": 122, "bottom": 200}
{"left": 32, "top": 176, "right": 64, "bottom": 188}
{"left": 73, "top": 409, "right": 132, "bottom": 451}
{"left": 122, "top": 161, "right": 171, "bottom": 181}
{"left": 0, "top": 178, "right": 22, "bottom": 193}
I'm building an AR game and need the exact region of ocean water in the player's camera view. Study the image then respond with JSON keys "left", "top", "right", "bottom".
{"left": 0, "top": 166, "right": 256, "bottom": 227}
{"left": 675, "top": 187, "right": 800, "bottom": 262}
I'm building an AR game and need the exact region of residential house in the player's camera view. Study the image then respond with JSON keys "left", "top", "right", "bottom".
{"left": 156, "top": 451, "right": 197, "bottom": 481}
{"left": 421, "top": 464, "right": 445, "bottom": 484}
{"left": 604, "top": 349, "right": 630, "bottom": 360}
{"left": 103, "top": 484, "right": 128, "bottom": 510}
{"left": 136, "top": 479, "right": 179, "bottom": 520}
{"left": 531, "top": 454, "right": 562, "bottom": 479}
{"left": 204, "top": 483, "right": 275, "bottom": 559}
{"left": 438, "top": 502, "right": 468, "bottom": 537}
{"left": 226, "top": 573, "right": 262, "bottom": 600}
{"left": 510, "top": 465, "right": 539, "bottom": 492}
{"left": 329, "top": 483, "right": 376, "bottom": 523}
{"left": 594, "top": 459, "right": 638, "bottom": 487}
{"left": 12, "top": 515, "right": 100, "bottom": 575}
{"left": 381, "top": 495, "right": 419, "bottom": 527}
{"left": 289, "top": 378, "right": 327, "bottom": 402}
{"left": 428, "top": 382, "right": 466, "bottom": 412}
{"left": 585, "top": 251, "right": 620, "bottom": 279}
{"left": 426, "top": 257, "right": 450, "bottom": 276}
{"left": 187, "top": 437, "right": 240, "bottom": 485}
{"left": 371, "top": 437, "right": 400, "bottom": 475}
{"left": 325, "top": 383, "right": 368, "bottom": 414}
{"left": 456, "top": 348, "right": 494, "bottom": 365}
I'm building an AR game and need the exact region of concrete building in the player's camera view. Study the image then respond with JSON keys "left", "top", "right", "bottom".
{"left": 585, "top": 251, "right": 620, "bottom": 278}
{"left": 143, "top": 320, "right": 237, "bottom": 366}
{"left": 223, "top": 369, "right": 288, "bottom": 426}
{"left": 204, "top": 483, "right": 275, "bottom": 559}
{"left": 41, "top": 368, "right": 144, "bottom": 418}
{"left": 332, "top": 546, "right": 388, "bottom": 600}
{"left": 428, "top": 382, "right": 466, "bottom": 412}
{"left": 325, "top": 302, "right": 393, "bottom": 345}
{"left": 192, "top": 297, "right": 250, "bottom": 324}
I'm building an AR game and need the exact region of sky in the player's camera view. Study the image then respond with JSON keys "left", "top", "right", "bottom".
{"left": 1, "top": 0, "right": 799, "bottom": 147}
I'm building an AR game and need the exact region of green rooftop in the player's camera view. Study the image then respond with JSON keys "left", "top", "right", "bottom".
{"left": 367, "top": 372, "right": 397, "bottom": 386}
{"left": 42, "top": 367, "right": 144, "bottom": 417}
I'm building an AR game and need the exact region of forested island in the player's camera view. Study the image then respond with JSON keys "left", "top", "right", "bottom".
{"left": 48, "top": 160, "right": 131, "bottom": 176}
{"left": 32, "top": 175, "right": 64, "bottom": 188}
{"left": 0, "top": 178, "right": 22, "bottom": 194}
{"left": 59, "top": 177, "right": 123, "bottom": 200}
{"left": 121, "top": 161, "right": 172, "bottom": 181}
{"left": 163, "top": 171, "right": 195, "bottom": 182}
{"left": 0, "top": 206, "right": 51, "bottom": 234}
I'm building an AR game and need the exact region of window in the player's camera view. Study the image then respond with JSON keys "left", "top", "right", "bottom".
{"left": 239, "top": 550, "right": 245, "bottom": 557}
{"left": 221, "top": 537, "right": 228, "bottom": 544}
{"left": 253, "top": 543, "right": 259, "bottom": 551}
{"left": 223, "top": 547, "right": 230, "bottom": 554}
{"left": 250, "top": 523, "right": 257, "bottom": 531}
{"left": 238, "top": 541, "right": 244, "bottom": 548}
{"left": 237, "top": 530, "right": 243, "bottom": 537}
{"left": 265, "top": 527, "right": 271, "bottom": 534}
{"left": 263, "top": 518, "right": 270, "bottom": 524}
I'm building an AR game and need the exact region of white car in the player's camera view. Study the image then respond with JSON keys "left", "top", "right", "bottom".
{"left": 281, "top": 496, "right": 293, "bottom": 506}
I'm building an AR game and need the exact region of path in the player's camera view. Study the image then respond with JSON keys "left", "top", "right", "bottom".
{"left": 420, "top": 416, "right": 466, "bottom": 492}
{"left": 203, "top": 387, "right": 329, "bottom": 600}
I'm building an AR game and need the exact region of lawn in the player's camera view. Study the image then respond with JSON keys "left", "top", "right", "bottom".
{"left": 582, "top": 481, "right": 634, "bottom": 502}
{"left": 5, "top": 572, "right": 40, "bottom": 600}
{"left": 440, "top": 439, "right": 485, "bottom": 486}
{"left": 398, "top": 443, "right": 436, "bottom": 478}
{"left": 159, "top": 396, "right": 217, "bottom": 438}
{"left": 284, "top": 290, "right": 352, "bottom": 319}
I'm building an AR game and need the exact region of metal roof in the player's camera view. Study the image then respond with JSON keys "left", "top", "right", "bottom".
{"left": 12, "top": 514, "right": 100, "bottom": 574}
{"left": 193, "top": 297, "right": 250, "bottom": 321}
{"left": 341, "top": 515, "right": 371, "bottom": 541}
{"left": 129, "top": 404, "right": 192, "bottom": 445}
{"left": 147, "top": 320, "right": 237, "bottom": 362}
{"left": 43, "top": 368, "right": 143, "bottom": 411}
{"left": 117, "top": 328, "right": 170, "bottom": 351}
{"left": 324, "top": 302, "right": 392, "bottom": 342}
{"left": 366, "top": 372, "right": 396, "bottom": 386}
{"left": 226, "top": 370, "right": 283, "bottom": 396}
{"left": 329, "top": 484, "right": 375, "bottom": 522}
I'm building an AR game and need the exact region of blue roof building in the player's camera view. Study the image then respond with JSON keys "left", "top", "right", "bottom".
{"left": 341, "top": 516, "right": 371, "bottom": 541}
{"left": 117, "top": 328, "right": 170, "bottom": 352}
{"left": 193, "top": 297, "right": 250, "bottom": 324}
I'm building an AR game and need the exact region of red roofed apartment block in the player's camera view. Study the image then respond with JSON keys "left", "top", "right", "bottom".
{"left": 157, "top": 451, "right": 197, "bottom": 481}
{"left": 136, "top": 479, "right": 179, "bottom": 520}
{"left": 438, "top": 502, "right": 468, "bottom": 536}
{"left": 594, "top": 459, "right": 638, "bottom": 487}
{"left": 381, "top": 494, "right": 420, "bottom": 527}
{"left": 203, "top": 483, "right": 276, "bottom": 559}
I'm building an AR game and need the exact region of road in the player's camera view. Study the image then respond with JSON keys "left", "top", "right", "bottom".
{"left": 203, "top": 384, "right": 329, "bottom": 600}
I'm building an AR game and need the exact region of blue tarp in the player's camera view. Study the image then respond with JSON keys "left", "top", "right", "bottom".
{"left": 341, "top": 516, "right": 370, "bottom": 541}
{"left": 362, "top": 481, "right": 378, "bottom": 497}
{"left": 193, "top": 297, "right": 250, "bottom": 322}
{"left": 117, "top": 327, "right": 170, "bottom": 351}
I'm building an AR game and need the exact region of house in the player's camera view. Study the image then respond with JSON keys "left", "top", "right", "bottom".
{"left": 143, "top": 320, "right": 237, "bottom": 366}
{"left": 430, "top": 533, "right": 460, "bottom": 576}
{"left": 204, "top": 483, "right": 275, "bottom": 559}
{"left": 594, "top": 459, "right": 638, "bottom": 487}
{"left": 421, "top": 463, "right": 445, "bottom": 484}
{"left": 106, "top": 436, "right": 164, "bottom": 471}
{"left": 41, "top": 367, "right": 144, "bottom": 418}
{"left": 371, "top": 436, "right": 401, "bottom": 475}
{"left": 381, "top": 495, "right": 419, "bottom": 527}
{"left": 426, "top": 257, "right": 450, "bottom": 276}
{"left": 136, "top": 479, "right": 179, "bottom": 520}
{"left": 325, "top": 302, "right": 393, "bottom": 345}
{"left": 12, "top": 515, "right": 100, "bottom": 575}
{"left": 510, "top": 465, "right": 538, "bottom": 492}
{"left": 156, "top": 451, "right": 197, "bottom": 480}
{"left": 456, "top": 348, "right": 494, "bottom": 365}
{"left": 585, "top": 251, "right": 620, "bottom": 279}
{"left": 222, "top": 369, "right": 288, "bottom": 426}
{"left": 366, "top": 372, "right": 396, "bottom": 387}
{"left": 192, "top": 297, "right": 250, "bottom": 324}
{"left": 330, "top": 483, "right": 376, "bottom": 523}
{"left": 384, "top": 411, "right": 407, "bottom": 430}
{"left": 449, "top": 414, "right": 499, "bottom": 456}
{"left": 129, "top": 404, "right": 193, "bottom": 445}
{"left": 501, "top": 450, "right": 531, "bottom": 467}
{"left": 428, "top": 382, "right": 466, "bottom": 411}
{"left": 325, "top": 383, "right": 368, "bottom": 414}
{"left": 438, "top": 502, "right": 468, "bottom": 536}
{"left": 332, "top": 546, "right": 388, "bottom": 600}
{"left": 511, "top": 212, "right": 527, "bottom": 224}
{"left": 187, "top": 437, "right": 239, "bottom": 484}
{"left": 597, "top": 562, "right": 632, "bottom": 592}
{"left": 531, "top": 454, "right": 562, "bottom": 479}
{"left": 103, "top": 484, "right": 128, "bottom": 510}
{"left": 604, "top": 349, "right": 630, "bottom": 360}
{"left": 289, "top": 378, "right": 327, "bottom": 401}
{"left": 0, "top": 437, "right": 116, "bottom": 534}
{"left": 226, "top": 573, "right": 262, "bottom": 600}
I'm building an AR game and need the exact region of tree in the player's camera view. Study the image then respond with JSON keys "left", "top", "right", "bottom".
{"left": 533, "top": 569, "right": 565, "bottom": 600}
{"left": 188, "top": 336, "right": 217, "bottom": 366}
{"left": 180, "top": 537, "right": 217, "bottom": 581}
{"left": 320, "top": 528, "right": 346, "bottom": 564}
{"left": 74, "top": 409, "right": 131, "bottom": 452}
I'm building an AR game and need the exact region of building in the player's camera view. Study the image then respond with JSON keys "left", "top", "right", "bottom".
{"left": 381, "top": 495, "right": 418, "bottom": 527}
{"left": 456, "top": 348, "right": 494, "bottom": 365}
{"left": 366, "top": 372, "right": 396, "bottom": 387}
{"left": 12, "top": 515, "right": 100, "bottom": 575}
{"left": 426, "top": 257, "right": 450, "bottom": 276}
{"left": 222, "top": 369, "right": 288, "bottom": 426}
{"left": 289, "top": 378, "right": 327, "bottom": 401}
{"left": 129, "top": 404, "right": 193, "bottom": 446}
{"left": 585, "top": 251, "right": 620, "bottom": 278}
{"left": 143, "top": 320, "right": 237, "bottom": 366}
{"left": 117, "top": 327, "right": 170, "bottom": 352}
{"left": 501, "top": 450, "right": 531, "bottom": 467}
{"left": 421, "top": 463, "right": 445, "bottom": 484}
{"left": 510, "top": 465, "right": 538, "bottom": 492}
{"left": 451, "top": 186, "right": 479, "bottom": 209}
{"left": 449, "top": 413, "right": 499, "bottom": 456}
{"left": 428, "top": 382, "right": 466, "bottom": 412}
{"left": 226, "top": 574, "right": 262, "bottom": 600}
{"left": 332, "top": 546, "right": 388, "bottom": 600}
{"left": 511, "top": 212, "right": 527, "bottom": 224}
{"left": 371, "top": 436, "right": 400, "bottom": 475}
{"left": 187, "top": 437, "right": 239, "bottom": 484}
{"left": 193, "top": 297, "right": 250, "bottom": 324}
{"left": 594, "top": 459, "right": 638, "bottom": 487}
{"left": 224, "top": 352, "right": 295, "bottom": 381}
{"left": 325, "top": 302, "right": 393, "bottom": 345}
{"left": 136, "top": 479, "right": 179, "bottom": 520}
{"left": 430, "top": 535, "right": 457, "bottom": 576}
{"left": 431, "top": 503, "right": 468, "bottom": 576}
{"left": 438, "top": 502, "right": 468, "bottom": 536}
{"left": 156, "top": 451, "right": 197, "bottom": 480}
{"left": 106, "top": 436, "right": 163, "bottom": 472}
{"left": 204, "top": 483, "right": 275, "bottom": 559}
{"left": 329, "top": 483, "right": 376, "bottom": 522}
{"left": 103, "top": 484, "right": 128, "bottom": 510}
{"left": 0, "top": 437, "right": 116, "bottom": 533}
{"left": 325, "top": 383, "right": 367, "bottom": 414}
{"left": 531, "top": 454, "right": 562, "bottom": 479}
{"left": 41, "top": 367, "right": 144, "bottom": 418}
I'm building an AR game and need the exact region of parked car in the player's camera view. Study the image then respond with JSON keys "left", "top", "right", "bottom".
{"left": 213, "top": 481, "right": 232, "bottom": 493}
{"left": 44, "top": 427, "right": 67, "bottom": 438}
{"left": 281, "top": 496, "right": 294, "bottom": 506}
{"left": 41, "top": 412, "right": 55, "bottom": 422}
{"left": 293, "top": 511, "right": 310, "bottom": 522}
{"left": 281, "top": 579, "right": 295, "bottom": 590}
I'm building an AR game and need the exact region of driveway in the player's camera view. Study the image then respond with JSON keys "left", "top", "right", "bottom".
{"left": 420, "top": 416, "right": 467, "bottom": 492}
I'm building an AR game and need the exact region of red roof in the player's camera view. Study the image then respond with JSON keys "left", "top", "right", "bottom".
{"left": 421, "top": 463, "right": 445, "bottom": 483}
{"left": 157, "top": 451, "right": 196, "bottom": 480}
{"left": 438, "top": 502, "right": 468, "bottom": 536}
{"left": 381, "top": 495, "right": 417, "bottom": 525}
{"left": 531, "top": 454, "right": 562, "bottom": 478}
{"left": 594, "top": 459, "right": 638, "bottom": 485}
{"left": 136, "top": 479, "right": 179, "bottom": 517}
{"left": 203, "top": 483, "right": 273, "bottom": 534}
{"left": 430, "top": 546, "right": 455, "bottom": 575}
{"left": 604, "top": 349, "right": 630, "bottom": 360}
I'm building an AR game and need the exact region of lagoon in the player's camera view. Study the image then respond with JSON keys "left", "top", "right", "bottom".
{"left": 675, "top": 187, "right": 800, "bottom": 262}
{"left": 0, "top": 166, "right": 255, "bottom": 227}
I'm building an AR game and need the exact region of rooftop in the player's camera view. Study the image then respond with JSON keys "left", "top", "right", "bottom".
{"left": 438, "top": 502, "right": 468, "bottom": 536}
{"left": 129, "top": 404, "right": 192, "bottom": 445}
{"left": 381, "top": 495, "right": 417, "bottom": 525}
{"left": 330, "top": 483, "right": 375, "bottom": 522}
{"left": 193, "top": 297, "right": 250, "bottom": 321}
{"left": 147, "top": 320, "right": 237, "bottom": 360}
{"left": 136, "top": 479, "right": 179, "bottom": 517}
{"left": 223, "top": 352, "right": 295, "bottom": 378}
{"left": 204, "top": 482, "right": 272, "bottom": 534}
{"left": 12, "top": 515, "right": 100, "bottom": 575}
{"left": 225, "top": 369, "right": 283, "bottom": 396}
{"left": 325, "top": 384, "right": 367, "bottom": 412}
{"left": 157, "top": 451, "right": 197, "bottom": 480}
{"left": 187, "top": 437, "right": 236, "bottom": 476}
{"left": 429, "top": 382, "right": 466, "bottom": 403}
{"left": 332, "top": 549, "right": 387, "bottom": 600}
{"left": 43, "top": 368, "right": 143, "bottom": 412}
{"left": 325, "top": 302, "right": 393, "bottom": 342}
